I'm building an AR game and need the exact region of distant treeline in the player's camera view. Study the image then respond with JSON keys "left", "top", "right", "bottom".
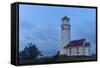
{"left": 19, "top": 42, "right": 60, "bottom": 60}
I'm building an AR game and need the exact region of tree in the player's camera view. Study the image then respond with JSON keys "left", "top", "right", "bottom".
{"left": 19, "top": 46, "right": 28, "bottom": 59}
{"left": 19, "top": 42, "right": 41, "bottom": 59}
{"left": 53, "top": 51, "right": 60, "bottom": 59}
{"left": 27, "top": 43, "right": 40, "bottom": 59}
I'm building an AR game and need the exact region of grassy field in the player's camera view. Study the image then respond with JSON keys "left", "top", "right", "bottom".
{"left": 19, "top": 55, "right": 96, "bottom": 64}
{"left": 54, "top": 55, "right": 96, "bottom": 62}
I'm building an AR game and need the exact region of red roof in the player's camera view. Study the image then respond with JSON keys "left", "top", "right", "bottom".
{"left": 64, "top": 39, "right": 86, "bottom": 48}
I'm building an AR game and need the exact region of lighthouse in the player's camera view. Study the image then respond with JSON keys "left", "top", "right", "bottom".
{"left": 60, "top": 16, "right": 71, "bottom": 55}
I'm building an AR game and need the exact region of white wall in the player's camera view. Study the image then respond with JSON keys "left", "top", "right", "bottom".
{"left": 84, "top": 47, "right": 91, "bottom": 56}
{"left": 60, "top": 29, "right": 70, "bottom": 55}
{"left": 66, "top": 46, "right": 84, "bottom": 56}
{"left": 0, "top": 0, "right": 99, "bottom": 68}
{"left": 60, "top": 20, "right": 70, "bottom": 55}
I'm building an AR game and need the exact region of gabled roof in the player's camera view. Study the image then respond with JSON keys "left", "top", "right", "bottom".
{"left": 64, "top": 39, "right": 86, "bottom": 48}
{"left": 84, "top": 42, "right": 91, "bottom": 47}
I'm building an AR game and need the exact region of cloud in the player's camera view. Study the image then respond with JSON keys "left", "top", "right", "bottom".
{"left": 20, "top": 20, "right": 36, "bottom": 30}
{"left": 75, "top": 24, "right": 96, "bottom": 54}
{"left": 20, "top": 26, "right": 60, "bottom": 53}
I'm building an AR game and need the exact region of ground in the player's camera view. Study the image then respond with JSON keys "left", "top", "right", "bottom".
{"left": 19, "top": 55, "right": 97, "bottom": 65}
{"left": 54, "top": 55, "right": 96, "bottom": 62}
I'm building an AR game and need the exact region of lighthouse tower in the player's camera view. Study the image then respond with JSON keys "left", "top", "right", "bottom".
{"left": 60, "top": 16, "right": 71, "bottom": 55}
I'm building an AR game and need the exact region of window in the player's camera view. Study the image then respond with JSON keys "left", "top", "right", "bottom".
{"left": 69, "top": 48, "right": 71, "bottom": 54}
{"left": 77, "top": 47, "right": 79, "bottom": 54}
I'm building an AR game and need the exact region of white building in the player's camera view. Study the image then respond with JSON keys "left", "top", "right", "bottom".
{"left": 60, "top": 16, "right": 91, "bottom": 56}
{"left": 60, "top": 16, "right": 71, "bottom": 55}
{"left": 64, "top": 39, "right": 91, "bottom": 56}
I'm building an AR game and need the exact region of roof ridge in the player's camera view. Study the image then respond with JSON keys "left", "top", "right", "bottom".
{"left": 64, "top": 38, "right": 86, "bottom": 48}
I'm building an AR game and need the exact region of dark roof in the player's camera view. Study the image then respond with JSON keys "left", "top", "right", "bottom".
{"left": 64, "top": 39, "right": 86, "bottom": 48}
{"left": 84, "top": 42, "right": 90, "bottom": 47}
{"left": 62, "top": 16, "right": 70, "bottom": 22}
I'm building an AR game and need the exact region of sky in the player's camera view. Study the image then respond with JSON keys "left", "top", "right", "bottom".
{"left": 19, "top": 4, "right": 96, "bottom": 56}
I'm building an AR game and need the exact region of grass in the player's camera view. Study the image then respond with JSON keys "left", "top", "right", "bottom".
{"left": 19, "top": 55, "right": 97, "bottom": 64}
{"left": 54, "top": 55, "right": 96, "bottom": 62}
